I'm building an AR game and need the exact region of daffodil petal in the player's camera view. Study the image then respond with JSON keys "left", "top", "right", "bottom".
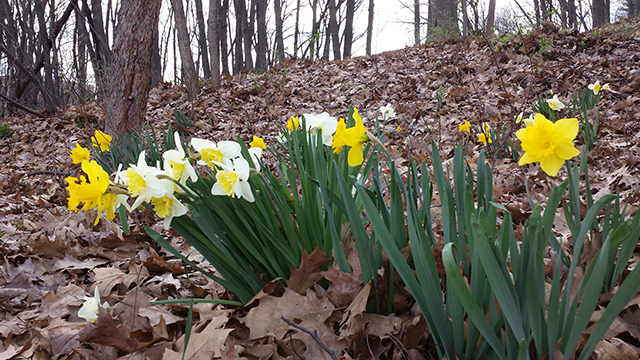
{"left": 554, "top": 118, "right": 579, "bottom": 140}
{"left": 518, "top": 152, "right": 539, "bottom": 166}
{"left": 540, "top": 154, "right": 565, "bottom": 177}
{"left": 348, "top": 144, "right": 364, "bottom": 167}
{"left": 555, "top": 138, "right": 580, "bottom": 160}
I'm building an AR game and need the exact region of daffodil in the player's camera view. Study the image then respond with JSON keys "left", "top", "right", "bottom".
{"left": 163, "top": 132, "right": 198, "bottom": 185}
{"left": 78, "top": 287, "right": 111, "bottom": 322}
{"left": 380, "top": 104, "right": 396, "bottom": 119}
{"left": 151, "top": 180, "right": 188, "bottom": 229}
{"left": 588, "top": 81, "right": 602, "bottom": 94}
{"left": 478, "top": 132, "right": 492, "bottom": 146}
{"left": 250, "top": 136, "right": 266, "bottom": 149}
{"left": 342, "top": 108, "right": 369, "bottom": 167}
{"left": 119, "top": 151, "right": 167, "bottom": 209}
{"left": 602, "top": 83, "right": 610, "bottom": 91}
{"left": 66, "top": 160, "right": 118, "bottom": 225}
{"left": 331, "top": 118, "right": 347, "bottom": 154}
{"left": 546, "top": 94, "right": 565, "bottom": 111}
{"left": 287, "top": 116, "right": 300, "bottom": 131}
{"left": 516, "top": 112, "right": 523, "bottom": 124}
{"left": 516, "top": 114, "right": 580, "bottom": 177}
{"left": 524, "top": 114, "right": 535, "bottom": 127}
{"left": 211, "top": 158, "right": 255, "bottom": 202}
{"left": 91, "top": 130, "right": 112, "bottom": 152}
{"left": 70, "top": 143, "right": 91, "bottom": 164}
{"left": 458, "top": 120, "right": 470, "bottom": 133}
{"left": 248, "top": 147, "right": 263, "bottom": 169}
{"left": 191, "top": 138, "right": 241, "bottom": 169}
{"left": 303, "top": 112, "right": 338, "bottom": 146}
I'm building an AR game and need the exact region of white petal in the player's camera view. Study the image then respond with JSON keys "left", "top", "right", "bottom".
{"left": 211, "top": 182, "right": 225, "bottom": 196}
{"left": 234, "top": 158, "right": 250, "bottom": 181}
{"left": 218, "top": 141, "right": 242, "bottom": 158}
{"left": 235, "top": 181, "right": 254, "bottom": 202}
{"left": 191, "top": 138, "right": 217, "bottom": 151}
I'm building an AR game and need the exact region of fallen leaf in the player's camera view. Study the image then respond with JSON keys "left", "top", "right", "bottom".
{"left": 287, "top": 247, "right": 331, "bottom": 295}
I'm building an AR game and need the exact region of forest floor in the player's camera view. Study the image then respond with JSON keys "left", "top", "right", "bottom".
{"left": 1, "top": 19, "right": 640, "bottom": 360}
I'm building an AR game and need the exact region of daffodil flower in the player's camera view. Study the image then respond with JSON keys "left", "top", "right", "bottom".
{"left": 248, "top": 147, "right": 263, "bottom": 169}
{"left": 249, "top": 136, "right": 266, "bottom": 149}
{"left": 211, "top": 158, "right": 255, "bottom": 202}
{"left": 78, "top": 287, "right": 110, "bottom": 322}
{"left": 163, "top": 132, "right": 198, "bottom": 185}
{"left": 546, "top": 94, "right": 565, "bottom": 111}
{"left": 458, "top": 120, "right": 470, "bottom": 133}
{"left": 287, "top": 116, "right": 300, "bottom": 131}
{"left": 602, "top": 83, "right": 610, "bottom": 91}
{"left": 481, "top": 122, "right": 490, "bottom": 132}
{"left": 516, "top": 112, "right": 523, "bottom": 124}
{"left": 303, "top": 112, "right": 338, "bottom": 146}
{"left": 380, "top": 104, "right": 396, "bottom": 119}
{"left": 588, "top": 81, "right": 602, "bottom": 94}
{"left": 119, "top": 151, "right": 167, "bottom": 209}
{"left": 151, "top": 180, "right": 188, "bottom": 229}
{"left": 191, "top": 138, "right": 241, "bottom": 169}
{"left": 342, "top": 108, "right": 369, "bottom": 167}
{"left": 516, "top": 113, "right": 580, "bottom": 177}
{"left": 478, "top": 133, "right": 492, "bottom": 146}
{"left": 70, "top": 143, "right": 91, "bottom": 164}
{"left": 91, "top": 130, "right": 112, "bottom": 152}
{"left": 66, "top": 160, "right": 118, "bottom": 225}
{"left": 524, "top": 114, "right": 535, "bottom": 127}
{"left": 331, "top": 118, "right": 347, "bottom": 154}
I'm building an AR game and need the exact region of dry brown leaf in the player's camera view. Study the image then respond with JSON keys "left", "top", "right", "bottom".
{"left": 77, "top": 310, "right": 137, "bottom": 353}
{"left": 162, "top": 319, "right": 232, "bottom": 359}
{"left": 287, "top": 247, "right": 331, "bottom": 295}
{"left": 594, "top": 338, "right": 639, "bottom": 360}
{"left": 92, "top": 264, "right": 149, "bottom": 296}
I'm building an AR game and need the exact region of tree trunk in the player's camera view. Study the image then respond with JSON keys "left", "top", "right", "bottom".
{"left": 195, "top": 0, "right": 211, "bottom": 78}
{"left": 150, "top": 26, "right": 162, "bottom": 88}
{"left": 233, "top": 0, "right": 245, "bottom": 73}
{"left": 274, "top": 0, "right": 285, "bottom": 61}
{"left": 172, "top": 0, "right": 199, "bottom": 99}
{"left": 343, "top": 0, "right": 354, "bottom": 57}
{"left": 218, "top": 0, "right": 230, "bottom": 75}
{"left": 414, "top": 0, "right": 420, "bottom": 45}
{"left": 244, "top": 0, "right": 254, "bottom": 69}
{"left": 293, "top": 0, "right": 301, "bottom": 58}
{"left": 208, "top": 0, "right": 221, "bottom": 89}
{"left": 329, "top": 0, "right": 340, "bottom": 60}
{"left": 592, "top": 0, "right": 606, "bottom": 27}
{"left": 427, "top": 0, "right": 459, "bottom": 42}
{"left": 105, "top": 0, "right": 161, "bottom": 135}
{"left": 256, "top": 0, "right": 267, "bottom": 70}
{"left": 308, "top": 0, "right": 318, "bottom": 60}
{"left": 365, "top": 0, "right": 373, "bottom": 55}
{"left": 485, "top": 0, "right": 495, "bottom": 38}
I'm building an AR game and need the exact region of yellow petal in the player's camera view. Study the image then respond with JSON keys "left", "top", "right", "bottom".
{"left": 554, "top": 118, "right": 579, "bottom": 140}
{"left": 518, "top": 152, "right": 539, "bottom": 166}
{"left": 347, "top": 143, "right": 364, "bottom": 167}
{"left": 555, "top": 138, "right": 580, "bottom": 160}
{"left": 539, "top": 154, "right": 565, "bottom": 177}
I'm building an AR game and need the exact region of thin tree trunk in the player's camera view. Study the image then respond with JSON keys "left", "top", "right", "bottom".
{"left": 414, "top": 0, "right": 420, "bottom": 45}
{"left": 151, "top": 26, "right": 162, "bottom": 88}
{"left": 256, "top": 0, "right": 267, "bottom": 70}
{"left": 485, "top": 0, "right": 496, "bottom": 38}
{"left": 244, "top": 0, "right": 254, "bottom": 69}
{"left": 233, "top": 0, "right": 245, "bottom": 73}
{"left": 219, "top": 0, "right": 230, "bottom": 75}
{"left": 172, "top": 0, "right": 199, "bottom": 99}
{"left": 308, "top": 0, "right": 318, "bottom": 60}
{"left": 592, "top": 0, "right": 605, "bottom": 27}
{"left": 105, "top": 0, "right": 161, "bottom": 135}
{"left": 274, "top": 0, "right": 285, "bottom": 61}
{"left": 293, "top": 0, "right": 301, "bottom": 58}
{"left": 208, "top": 0, "right": 221, "bottom": 88}
{"left": 366, "top": 0, "right": 373, "bottom": 55}
{"left": 195, "top": 0, "right": 211, "bottom": 78}
{"left": 343, "top": 0, "right": 354, "bottom": 57}
{"left": 329, "top": 0, "right": 340, "bottom": 60}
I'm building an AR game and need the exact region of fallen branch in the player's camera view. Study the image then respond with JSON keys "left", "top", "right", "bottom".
{"left": 0, "top": 92, "right": 47, "bottom": 118}
{"left": 281, "top": 316, "right": 339, "bottom": 360}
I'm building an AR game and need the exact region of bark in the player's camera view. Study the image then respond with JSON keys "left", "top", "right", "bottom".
{"left": 233, "top": 0, "right": 245, "bottom": 73}
{"left": 219, "top": 0, "right": 230, "bottom": 75}
{"left": 274, "top": 0, "right": 285, "bottom": 61}
{"left": 485, "top": 0, "right": 496, "bottom": 38}
{"left": 366, "top": 0, "right": 373, "bottom": 55}
{"left": 592, "top": 0, "right": 606, "bottom": 27}
{"left": 256, "top": 0, "right": 267, "bottom": 70}
{"left": 195, "top": 0, "right": 211, "bottom": 78}
{"left": 427, "top": 0, "right": 459, "bottom": 42}
{"left": 208, "top": 0, "right": 221, "bottom": 88}
{"left": 244, "top": 0, "right": 254, "bottom": 69}
{"left": 414, "top": 0, "right": 420, "bottom": 45}
{"left": 293, "top": 0, "right": 301, "bottom": 58}
{"left": 343, "top": 0, "right": 354, "bottom": 57}
{"left": 172, "top": 0, "right": 200, "bottom": 99}
{"left": 151, "top": 27, "right": 162, "bottom": 88}
{"left": 105, "top": 0, "right": 161, "bottom": 135}
{"left": 308, "top": 0, "right": 318, "bottom": 60}
{"left": 329, "top": 0, "right": 340, "bottom": 60}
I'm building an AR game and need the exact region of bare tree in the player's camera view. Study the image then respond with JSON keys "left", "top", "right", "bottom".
{"left": 343, "top": 0, "right": 354, "bottom": 57}
{"left": 195, "top": 0, "right": 211, "bottom": 78}
{"left": 593, "top": 0, "right": 607, "bottom": 26}
{"left": 427, "top": 0, "right": 459, "bottom": 42}
{"left": 274, "top": 0, "right": 286, "bottom": 61}
{"left": 485, "top": 0, "right": 496, "bottom": 37}
{"left": 329, "top": 0, "right": 340, "bottom": 59}
{"left": 414, "top": 0, "right": 420, "bottom": 45}
{"left": 366, "top": 0, "right": 374, "bottom": 55}
{"left": 233, "top": 0, "right": 246, "bottom": 73}
{"left": 105, "top": 0, "right": 161, "bottom": 135}
{"left": 218, "top": 0, "right": 230, "bottom": 75}
{"left": 256, "top": 0, "right": 267, "bottom": 70}
{"left": 172, "top": 0, "right": 199, "bottom": 99}
{"left": 208, "top": 0, "right": 221, "bottom": 88}
{"left": 293, "top": 0, "right": 301, "bottom": 57}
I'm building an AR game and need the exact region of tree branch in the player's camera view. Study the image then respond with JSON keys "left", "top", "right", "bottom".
{"left": 281, "top": 316, "right": 339, "bottom": 360}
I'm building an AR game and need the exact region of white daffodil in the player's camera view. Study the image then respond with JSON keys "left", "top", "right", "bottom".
{"left": 380, "top": 104, "right": 396, "bottom": 119}
{"left": 546, "top": 94, "right": 565, "bottom": 111}
{"left": 516, "top": 112, "right": 524, "bottom": 123}
{"left": 191, "top": 138, "right": 242, "bottom": 169}
{"left": 78, "top": 287, "right": 110, "bottom": 322}
{"left": 303, "top": 112, "right": 338, "bottom": 146}
{"left": 602, "top": 83, "right": 610, "bottom": 91}
{"left": 150, "top": 180, "right": 188, "bottom": 229}
{"left": 119, "top": 151, "right": 167, "bottom": 209}
{"left": 248, "top": 147, "right": 263, "bottom": 170}
{"left": 588, "top": 81, "right": 602, "bottom": 94}
{"left": 524, "top": 114, "right": 535, "bottom": 127}
{"left": 211, "top": 158, "right": 255, "bottom": 202}
{"left": 162, "top": 132, "right": 198, "bottom": 185}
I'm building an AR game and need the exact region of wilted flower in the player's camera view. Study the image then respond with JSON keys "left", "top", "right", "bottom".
{"left": 70, "top": 143, "right": 91, "bottom": 164}
{"left": 66, "top": 160, "right": 118, "bottom": 225}
{"left": 342, "top": 108, "right": 369, "bottom": 167}
{"left": 588, "top": 80, "right": 610, "bottom": 95}
{"left": 516, "top": 113, "right": 580, "bottom": 177}
{"left": 163, "top": 132, "right": 198, "bottom": 185}
{"left": 191, "top": 138, "right": 241, "bottom": 169}
{"left": 380, "top": 104, "right": 396, "bottom": 119}
{"left": 91, "top": 130, "right": 112, "bottom": 152}
{"left": 303, "top": 112, "right": 338, "bottom": 146}
{"left": 78, "top": 287, "right": 110, "bottom": 322}
{"left": 458, "top": 120, "right": 471, "bottom": 133}
{"left": 331, "top": 118, "right": 347, "bottom": 154}
{"left": 211, "top": 158, "right": 255, "bottom": 202}
{"left": 546, "top": 94, "right": 565, "bottom": 111}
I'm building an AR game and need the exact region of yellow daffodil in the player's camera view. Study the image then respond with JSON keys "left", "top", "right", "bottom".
{"left": 162, "top": 132, "right": 198, "bottom": 185}
{"left": 482, "top": 122, "right": 490, "bottom": 132}
{"left": 211, "top": 158, "right": 254, "bottom": 202}
{"left": 458, "top": 120, "right": 471, "bottom": 133}
{"left": 380, "top": 104, "right": 396, "bottom": 119}
{"left": 478, "top": 132, "right": 492, "bottom": 146}
{"left": 331, "top": 118, "right": 347, "bottom": 154}
{"left": 70, "top": 143, "right": 91, "bottom": 164}
{"left": 249, "top": 135, "right": 266, "bottom": 149}
{"left": 516, "top": 114, "right": 580, "bottom": 177}
{"left": 342, "top": 108, "right": 369, "bottom": 167}
{"left": 287, "top": 116, "right": 300, "bottom": 131}
{"left": 191, "top": 138, "right": 241, "bottom": 169}
{"left": 119, "top": 151, "right": 167, "bottom": 209}
{"left": 78, "top": 287, "right": 110, "bottom": 322}
{"left": 66, "top": 160, "right": 117, "bottom": 225}
{"left": 150, "top": 180, "right": 188, "bottom": 229}
{"left": 546, "top": 94, "right": 565, "bottom": 111}
{"left": 91, "top": 130, "right": 112, "bottom": 152}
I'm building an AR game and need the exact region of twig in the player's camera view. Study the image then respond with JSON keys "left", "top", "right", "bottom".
{"left": 280, "top": 316, "right": 339, "bottom": 360}
{"left": 0, "top": 92, "right": 48, "bottom": 118}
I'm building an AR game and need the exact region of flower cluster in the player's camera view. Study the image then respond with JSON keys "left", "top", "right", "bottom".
{"left": 66, "top": 131, "right": 263, "bottom": 229}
